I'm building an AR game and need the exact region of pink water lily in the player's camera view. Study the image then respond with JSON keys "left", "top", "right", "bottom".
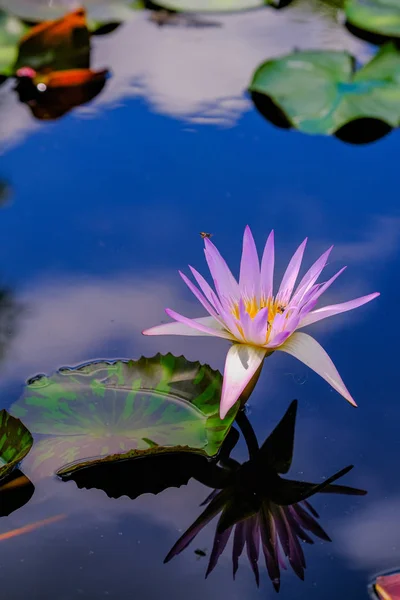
{"left": 143, "top": 226, "right": 379, "bottom": 418}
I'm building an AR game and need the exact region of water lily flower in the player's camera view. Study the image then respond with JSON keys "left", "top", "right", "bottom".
{"left": 374, "top": 573, "right": 400, "bottom": 600}
{"left": 143, "top": 227, "right": 379, "bottom": 418}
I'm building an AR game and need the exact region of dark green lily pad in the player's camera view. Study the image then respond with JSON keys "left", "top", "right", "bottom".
{"left": 0, "top": 11, "right": 28, "bottom": 76}
{"left": 249, "top": 43, "right": 400, "bottom": 143}
{"left": 345, "top": 0, "right": 400, "bottom": 42}
{"left": 10, "top": 355, "right": 238, "bottom": 478}
{"left": 0, "top": 409, "right": 33, "bottom": 481}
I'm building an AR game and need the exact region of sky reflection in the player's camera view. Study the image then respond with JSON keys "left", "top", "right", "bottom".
{"left": 0, "top": 1, "right": 400, "bottom": 597}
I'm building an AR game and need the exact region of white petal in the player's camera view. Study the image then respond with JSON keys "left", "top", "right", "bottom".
{"left": 220, "top": 344, "right": 267, "bottom": 418}
{"left": 143, "top": 316, "right": 228, "bottom": 337}
{"left": 276, "top": 332, "right": 356, "bottom": 407}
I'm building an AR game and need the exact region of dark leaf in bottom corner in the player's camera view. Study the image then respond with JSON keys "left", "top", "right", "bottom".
{"left": 0, "top": 469, "right": 35, "bottom": 517}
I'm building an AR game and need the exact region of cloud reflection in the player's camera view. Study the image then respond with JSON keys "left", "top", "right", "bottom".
{"left": 1, "top": 1, "right": 370, "bottom": 150}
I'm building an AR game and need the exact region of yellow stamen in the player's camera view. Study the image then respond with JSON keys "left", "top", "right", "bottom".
{"left": 232, "top": 296, "right": 287, "bottom": 327}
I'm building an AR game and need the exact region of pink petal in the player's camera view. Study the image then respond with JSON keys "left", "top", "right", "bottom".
{"left": 277, "top": 238, "right": 307, "bottom": 302}
{"left": 298, "top": 267, "right": 347, "bottom": 318}
{"left": 189, "top": 266, "right": 220, "bottom": 311}
{"left": 220, "top": 344, "right": 267, "bottom": 418}
{"left": 179, "top": 271, "right": 222, "bottom": 323}
{"left": 291, "top": 246, "right": 333, "bottom": 304}
{"left": 204, "top": 238, "right": 239, "bottom": 303}
{"left": 142, "top": 315, "right": 233, "bottom": 338}
{"left": 300, "top": 292, "right": 380, "bottom": 328}
{"left": 260, "top": 230, "right": 275, "bottom": 300}
{"left": 238, "top": 298, "right": 253, "bottom": 341}
{"left": 240, "top": 225, "right": 260, "bottom": 299}
{"left": 248, "top": 306, "right": 270, "bottom": 345}
{"left": 165, "top": 309, "right": 235, "bottom": 340}
{"left": 277, "top": 332, "right": 357, "bottom": 407}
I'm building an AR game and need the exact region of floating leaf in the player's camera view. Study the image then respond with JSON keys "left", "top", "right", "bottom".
{"left": 0, "top": 469, "right": 34, "bottom": 517}
{"left": 148, "top": 0, "right": 287, "bottom": 14}
{"left": 11, "top": 355, "right": 238, "bottom": 478}
{"left": 0, "top": 11, "right": 28, "bottom": 76}
{"left": 1, "top": 1, "right": 141, "bottom": 24}
{"left": 0, "top": 410, "right": 33, "bottom": 481}
{"left": 15, "top": 8, "right": 90, "bottom": 71}
{"left": 345, "top": 0, "right": 400, "bottom": 42}
{"left": 249, "top": 43, "right": 400, "bottom": 143}
{"left": 15, "top": 67, "right": 109, "bottom": 120}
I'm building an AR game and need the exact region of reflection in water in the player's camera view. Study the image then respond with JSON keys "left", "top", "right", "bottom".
{"left": 166, "top": 401, "right": 366, "bottom": 590}
{"left": 0, "top": 287, "right": 20, "bottom": 361}
{"left": 1, "top": 8, "right": 111, "bottom": 120}
{"left": 0, "top": 469, "right": 34, "bottom": 517}
{"left": 0, "top": 0, "right": 369, "bottom": 148}
{"left": 55, "top": 392, "right": 366, "bottom": 591}
{"left": 15, "top": 66, "right": 109, "bottom": 120}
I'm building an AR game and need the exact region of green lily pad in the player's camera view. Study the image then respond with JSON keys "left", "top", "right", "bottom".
{"left": 0, "top": 11, "right": 28, "bottom": 76}
{"left": 345, "top": 0, "right": 400, "bottom": 42}
{"left": 0, "top": 1, "right": 141, "bottom": 23}
{"left": 0, "top": 409, "right": 33, "bottom": 481}
{"left": 10, "top": 355, "right": 238, "bottom": 478}
{"left": 148, "top": 0, "right": 283, "bottom": 13}
{"left": 249, "top": 43, "right": 400, "bottom": 143}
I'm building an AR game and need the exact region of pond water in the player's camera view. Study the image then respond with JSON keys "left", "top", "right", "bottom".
{"left": 0, "top": 1, "right": 399, "bottom": 599}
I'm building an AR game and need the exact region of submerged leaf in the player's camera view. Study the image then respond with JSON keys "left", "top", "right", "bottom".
{"left": 11, "top": 355, "right": 238, "bottom": 478}
{"left": 249, "top": 43, "right": 400, "bottom": 143}
{"left": 0, "top": 410, "right": 33, "bottom": 481}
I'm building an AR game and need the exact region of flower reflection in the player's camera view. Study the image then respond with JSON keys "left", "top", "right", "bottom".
{"left": 144, "top": 226, "right": 379, "bottom": 417}
{"left": 165, "top": 401, "right": 366, "bottom": 590}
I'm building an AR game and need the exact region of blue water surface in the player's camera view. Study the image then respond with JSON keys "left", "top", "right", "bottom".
{"left": 0, "top": 3, "right": 399, "bottom": 599}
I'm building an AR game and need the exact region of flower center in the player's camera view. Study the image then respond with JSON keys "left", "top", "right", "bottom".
{"left": 232, "top": 297, "right": 286, "bottom": 323}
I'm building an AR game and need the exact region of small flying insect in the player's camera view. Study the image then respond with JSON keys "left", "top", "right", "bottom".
{"left": 200, "top": 232, "right": 213, "bottom": 239}
{"left": 194, "top": 548, "right": 207, "bottom": 559}
{"left": 277, "top": 305, "right": 286, "bottom": 314}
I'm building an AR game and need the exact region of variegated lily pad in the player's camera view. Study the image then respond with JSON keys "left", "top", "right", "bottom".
{"left": 0, "top": 409, "right": 33, "bottom": 481}
{"left": 10, "top": 355, "right": 238, "bottom": 478}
